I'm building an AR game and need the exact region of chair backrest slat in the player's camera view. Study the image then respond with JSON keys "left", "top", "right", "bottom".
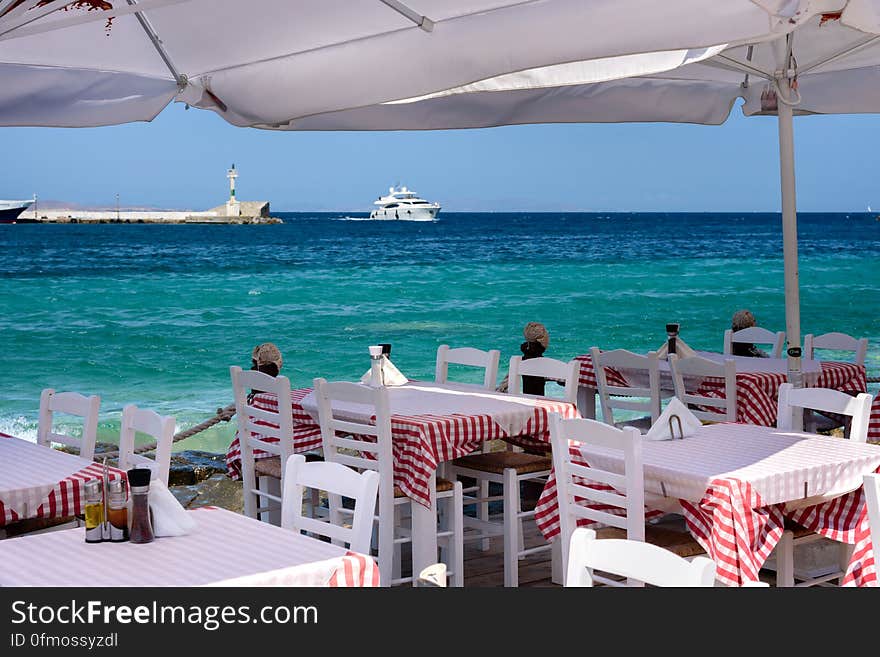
{"left": 591, "top": 347, "right": 661, "bottom": 426}
{"left": 776, "top": 382, "right": 872, "bottom": 441}
{"left": 118, "top": 404, "right": 174, "bottom": 485}
{"left": 37, "top": 388, "right": 100, "bottom": 461}
{"left": 281, "top": 454, "right": 379, "bottom": 555}
{"left": 803, "top": 332, "right": 869, "bottom": 367}
{"left": 508, "top": 355, "right": 579, "bottom": 403}
{"left": 670, "top": 354, "right": 737, "bottom": 423}
{"left": 565, "top": 528, "right": 716, "bottom": 587}
{"left": 723, "top": 327, "right": 785, "bottom": 358}
{"left": 435, "top": 344, "right": 501, "bottom": 390}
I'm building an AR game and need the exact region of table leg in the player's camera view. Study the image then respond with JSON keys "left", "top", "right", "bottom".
{"left": 577, "top": 386, "right": 596, "bottom": 420}
{"left": 410, "top": 472, "right": 439, "bottom": 585}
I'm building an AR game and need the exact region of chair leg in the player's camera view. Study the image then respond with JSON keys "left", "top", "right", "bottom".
{"left": 517, "top": 480, "right": 525, "bottom": 559}
{"left": 393, "top": 505, "right": 403, "bottom": 581}
{"left": 451, "top": 482, "right": 465, "bottom": 587}
{"left": 503, "top": 468, "right": 519, "bottom": 587}
{"left": 479, "top": 478, "right": 491, "bottom": 551}
{"left": 776, "top": 530, "right": 795, "bottom": 587}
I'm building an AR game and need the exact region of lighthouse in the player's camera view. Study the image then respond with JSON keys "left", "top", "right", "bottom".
{"left": 226, "top": 163, "right": 241, "bottom": 217}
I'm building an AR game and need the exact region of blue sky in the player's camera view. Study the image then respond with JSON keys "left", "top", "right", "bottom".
{"left": 3, "top": 100, "right": 879, "bottom": 212}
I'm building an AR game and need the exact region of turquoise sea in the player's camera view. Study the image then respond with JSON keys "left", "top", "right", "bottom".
{"left": 1, "top": 212, "right": 878, "bottom": 453}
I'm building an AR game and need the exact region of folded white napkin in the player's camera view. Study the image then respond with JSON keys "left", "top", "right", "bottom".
{"left": 148, "top": 479, "right": 197, "bottom": 537}
{"left": 655, "top": 336, "right": 697, "bottom": 360}
{"left": 644, "top": 397, "right": 702, "bottom": 441}
{"left": 359, "top": 356, "right": 409, "bottom": 386}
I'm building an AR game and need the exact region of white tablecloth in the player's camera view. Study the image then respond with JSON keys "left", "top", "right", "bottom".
{"left": 0, "top": 436, "right": 102, "bottom": 518}
{"left": 579, "top": 423, "right": 880, "bottom": 506}
{"left": 300, "top": 381, "right": 546, "bottom": 437}
{"left": 0, "top": 507, "right": 358, "bottom": 587}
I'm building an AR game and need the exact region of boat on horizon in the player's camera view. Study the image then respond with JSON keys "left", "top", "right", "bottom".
{"left": 369, "top": 185, "right": 440, "bottom": 221}
{"left": 0, "top": 198, "right": 36, "bottom": 223}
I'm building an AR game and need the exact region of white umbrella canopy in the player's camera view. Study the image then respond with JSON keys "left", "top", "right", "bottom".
{"left": 280, "top": 7, "right": 880, "bottom": 383}
{"left": 0, "top": 0, "right": 869, "bottom": 128}
{"left": 282, "top": 8, "right": 880, "bottom": 130}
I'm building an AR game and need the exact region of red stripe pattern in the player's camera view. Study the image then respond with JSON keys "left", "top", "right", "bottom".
{"left": 576, "top": 355, "right": 866, "bottom": 426}
{"left": 784, "top": 466, "right": 880, "bottom": 587}
{"left": 679, "top": 479, "right": 784, "bottom": 585}
{"left": 869, "top": 395, "right": 880, "bottom": 442}
{"left": 226, "top": 390, "right": 579, "bottom": 508}
{"left": 327, "top": 551, "right": 381, "bottom": 587}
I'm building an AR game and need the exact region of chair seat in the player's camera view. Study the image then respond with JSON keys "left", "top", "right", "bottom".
{"left": 394, "top": 477, "right": 455, "bottom": 498}
{"left": 596, "top": 525, "right": 705, "bottom": 559}
{"left": 254, "top": 452, "right": 323, "bottom": 478}
{"left": 451, "top": 451, "right": 552, "bottom": 475}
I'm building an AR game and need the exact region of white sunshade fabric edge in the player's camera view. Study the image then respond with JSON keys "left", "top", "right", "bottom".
{"left": 0, "top": 63, "right": 177, "bottom": 127}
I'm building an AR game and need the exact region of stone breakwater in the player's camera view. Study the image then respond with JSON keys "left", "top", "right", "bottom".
{"left": 16, "top": 201, "right": 281, "bottom": 225}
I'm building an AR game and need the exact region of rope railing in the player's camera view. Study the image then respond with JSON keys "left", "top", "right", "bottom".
{"left": 99, "top": 403, "right": 236, "bottom": 459}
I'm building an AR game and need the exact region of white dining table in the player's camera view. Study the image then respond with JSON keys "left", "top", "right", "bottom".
{"left": 0, "top": 507, "right": 376, "bottom": 586}
{"left": 0, "top": 433, "right": 124, "bottom": 527}
{"left": 536, "top": 423, "right": 880, "bottom": 585}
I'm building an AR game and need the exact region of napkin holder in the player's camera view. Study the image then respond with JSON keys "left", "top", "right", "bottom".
{"left": 668, "top": 414, "right": 684, "bottom": 440}
{"left": 360, "top": 356, "right": 409, "bottom": 387}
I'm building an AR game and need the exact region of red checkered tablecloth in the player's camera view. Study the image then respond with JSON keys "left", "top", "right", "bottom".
{"left": 576, "top": 354, "right": 866, "bottom": 426}
{"left": 869, "top": 394, "right": 880, "bottom": 442}
{"left": 0, "top": 433, "right": 125, "bottom": 527}
{"left": 328, "top": 551, "right": 381, "bottom": 587}
{"left": 226, "top": 387, "right": 579, "bottom": 508}
{"left": 534, "top": 424, "right": 880, "bottom": 586}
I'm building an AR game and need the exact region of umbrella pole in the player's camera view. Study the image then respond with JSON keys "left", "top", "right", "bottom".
{"left": 777, "top": 78, "right": 803, "bottom": 387}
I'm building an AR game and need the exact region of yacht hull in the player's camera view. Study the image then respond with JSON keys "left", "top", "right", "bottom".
{"left": 368, "top": 206, "right": 440, "bottom": 221}
{"left": 0, "top": 204, "right": 35, "bottom": 223}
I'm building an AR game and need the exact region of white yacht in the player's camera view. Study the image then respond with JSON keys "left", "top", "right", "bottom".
{"left": 369, "top": 185, "right": 440, "bottom": 220}
{"left": 0, "top": 198, "right": 35, "bottom": 223}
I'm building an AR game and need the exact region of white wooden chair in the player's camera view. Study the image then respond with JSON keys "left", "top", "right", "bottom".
{"left": 773, "top": 382, "right": 873, "bottom": 587}
{"left": 590, "top": 347, "right": 664, "bottom": 430}
{"left": 550, "top": 414, "right": 705, "bottom": 586}
{"left": 281, "top": 454, "right": 379, "bottom": 555}
{"left": 231, "top": 365, "right": 295, "bottom": 524}
{"left": 723, "top": 326, "right": 785, "bottom": 358}
{"left": 803, "top": 332, "right": 869, "bottom": 367}
{"left": 776, "top": 383, "right": 872, "bottom": 439}
{"left": 435, "top": 344, "right": 501, "bottom": 390}
{"left": 38, "top": 388, "right": 100, "bottom": 462}
{"left": 117, "top": 404, "right": 174, "bottom": 486}
{"left": 448, "top": 355, "right": 580, "bottom": 587}
{"left": 566, "top": 528, "right": 716, "bottom": 587}
{"left": 435, "top": 344, "right": 501, "bottom": 548}
{"left": 802, "top": 332, "right": 869, "bottom": 434}
{"left": 670, "top": 354, "right": 737, "bottom": 423}
{"left": 864, "top": 473, "right": 880, "bottom": 570}
{"left": 313, "top": 378, "right": 464, "bottom": 587}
